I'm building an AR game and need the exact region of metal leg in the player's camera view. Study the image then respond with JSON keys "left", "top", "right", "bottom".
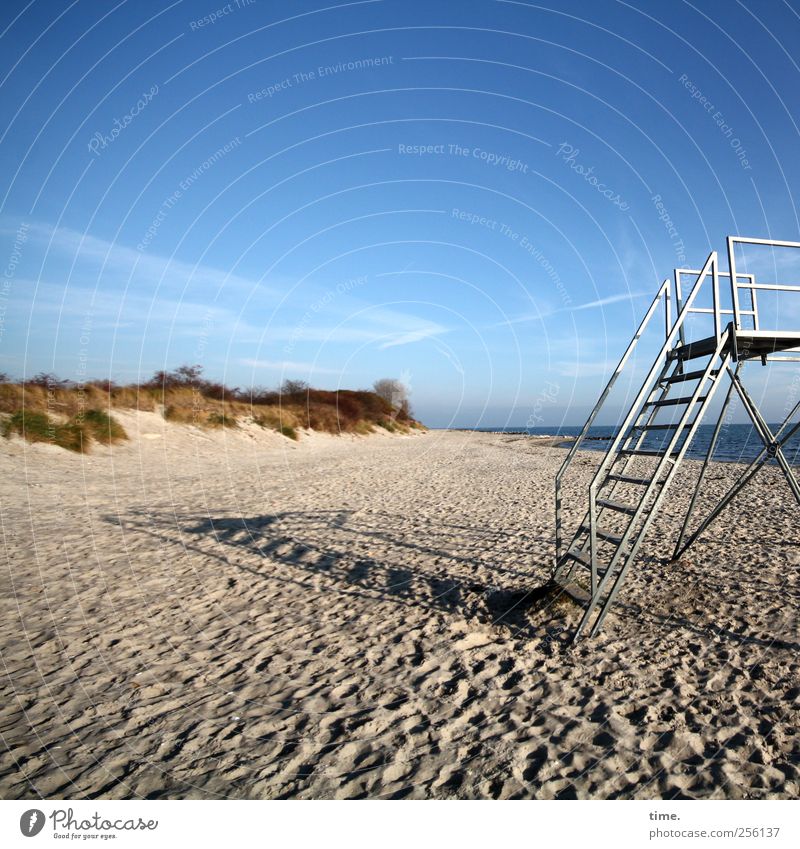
{"left": 672, "top": 365, "right": 739, "bottom": 559}
{"left": 729, "top": 367, "right": 800, "bottom": 504}
{"left": 675, "top": 403, "right": 800, "bottom": 557}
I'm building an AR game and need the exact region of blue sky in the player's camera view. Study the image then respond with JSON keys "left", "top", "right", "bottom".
{"left": 1, "top": 0, "right": 800, "bottom": 427}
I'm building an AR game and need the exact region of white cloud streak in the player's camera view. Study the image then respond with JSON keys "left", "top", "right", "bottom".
{"left": 4, "top": 219, "right": 278, "bottom": 298}
{"left": 495, "top": 290, "right": 650, "bottom": 326}
{"left": 240, "top": 358, "right": 341, "bottom": 374}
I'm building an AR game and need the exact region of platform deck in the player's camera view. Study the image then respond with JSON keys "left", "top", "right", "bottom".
{"left": 672, "top": 329, "right": 800, "bottom": 361}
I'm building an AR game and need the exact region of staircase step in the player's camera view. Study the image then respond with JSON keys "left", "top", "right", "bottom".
{"left": 647, "top": 394, "right": 708, "bottom": 408}
{"left": 606, "top": 473, "right": 654, "bottom": 486}
{"left": 619, "top": 448, "right": 680, "bottom": 458}
{"left": 563, "top": 548, "right": 609, "bottom": 578}
{"left": 564, "top": 547, "right": 591, "bottom": 567}
{"left": 634, "top": 422, "right": 692, "bottom": 431}
{"left": 580, "top": 524, "right": 624, "bottom": 546}
{"left": 661, "top": 368, "right": 719, "bottom": 385}
{"left": 596, "top": 497, "right": 637, "bottom": 516}
{"left": 670, "top": 337, "right": 720, "bottom": 361}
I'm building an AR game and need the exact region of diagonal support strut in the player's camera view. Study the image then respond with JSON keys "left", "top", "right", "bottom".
{"left": 674, "top": 371, "right": 800, "bottom": 560}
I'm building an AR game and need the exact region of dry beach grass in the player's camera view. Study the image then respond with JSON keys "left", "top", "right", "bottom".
{"left": 0, "top": 422, "right": 797, "bottom": 799}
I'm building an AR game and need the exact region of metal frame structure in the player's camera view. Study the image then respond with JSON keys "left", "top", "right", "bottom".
{"left": 553, "top": 236, "right": 800, "bottom": 641}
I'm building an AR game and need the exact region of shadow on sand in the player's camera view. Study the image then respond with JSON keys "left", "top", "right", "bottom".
{"left": 103, "top": 508, "right": 798, "bottom": 651}
{"left": 106, "top": 507, "right": 577, "bottom": 643}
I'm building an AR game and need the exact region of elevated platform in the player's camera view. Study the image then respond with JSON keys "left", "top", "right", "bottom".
{"left": 671, "top": 328, "right": 800, "bottom": 362}
{"left": 553, "top": 235, "right": 800, "bottom": 641}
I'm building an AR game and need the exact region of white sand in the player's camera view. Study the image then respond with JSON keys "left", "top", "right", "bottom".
{"left": 0, "top": 416, "right": 797, "bottom": 799}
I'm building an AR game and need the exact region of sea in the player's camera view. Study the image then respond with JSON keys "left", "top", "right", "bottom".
{"left": 466, "top": 423, "right": 800, "bottom": 465}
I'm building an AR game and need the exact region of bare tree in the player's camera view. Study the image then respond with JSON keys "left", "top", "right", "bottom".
{"left": 148, "top": 364, "right": 204, "bottom": 388}
{"left": 373, "top": 378, "right": 413, "bottom": 419}
{"left": 372, "top": 378, "right": 403, "bottom": 404}
{"left": 174, "top": 364, "right": 204, "bottom": 385}
{"left": 26, "top": 372, "right": 64, "bottom": 387}
{"left": 281, "top": 379, "right": 309, "bottom": 396}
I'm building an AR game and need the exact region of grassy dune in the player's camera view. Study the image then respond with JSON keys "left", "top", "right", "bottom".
{"left": 0, "top": 369, "right": 424, "bottom": 453}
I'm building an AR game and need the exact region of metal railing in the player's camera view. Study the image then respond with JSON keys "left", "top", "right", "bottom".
{"left": 674, "top": 268, "right": 757, "bottom": 346}
{"left": 553, "top": 276, "right": 672, "bottom": 569}
{"left": 554, "top": 250, "right": 719, "bottom": 572}
{"left": 727, "top": 236, "right": 800, "bottom": 360}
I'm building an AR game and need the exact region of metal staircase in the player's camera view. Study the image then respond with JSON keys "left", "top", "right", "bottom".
{"left": 553, "top": 237, "right": 800, "bottom": 640}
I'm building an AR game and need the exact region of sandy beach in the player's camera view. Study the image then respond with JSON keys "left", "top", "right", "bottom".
{"left": 1, "top": 417, "right": 797, "bottom": 800}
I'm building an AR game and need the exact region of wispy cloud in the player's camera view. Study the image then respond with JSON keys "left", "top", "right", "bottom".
{"left": 3, "top": 219, "right": 278, "bottom": 299}
{"left": 495, "top": 290, "right": 649, "bottom": 327}
{"left": 570, "top": 291, "right": 649, "bottom": 311}
{"left": 378, "top": 322, "right": 447, "bottom": 348}
{"left": 10, "top": 279, "right": 266, "bottom": 341}
{"left": 240, "top": 358, "right": 341, "bottom": 374}
{"left": 4, "top": 219, "right": 450, "bottom": 376}
{"left": 266, "top": 308, "right": 448, "bottom": 349}
{"left": 327, "top": 304, "right": 448, "bottom": 349}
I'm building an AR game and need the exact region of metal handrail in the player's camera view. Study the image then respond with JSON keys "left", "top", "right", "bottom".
{"left": 584, "top": 329, "right": 733, "bottom": 637}
{"left": 727, "top": 236, "right": 800, "bottom": 331}
{"left": 553, "top": 251, "right": 721, "bottom": 579}
{"left": 676, "top": 268, "right": 757, "bottom": 336}
{"left": 585, "top": 252, "right": 718, "bottom": 514}
{"left": 553, "top": 277, "right": 671, "bottom": 569}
